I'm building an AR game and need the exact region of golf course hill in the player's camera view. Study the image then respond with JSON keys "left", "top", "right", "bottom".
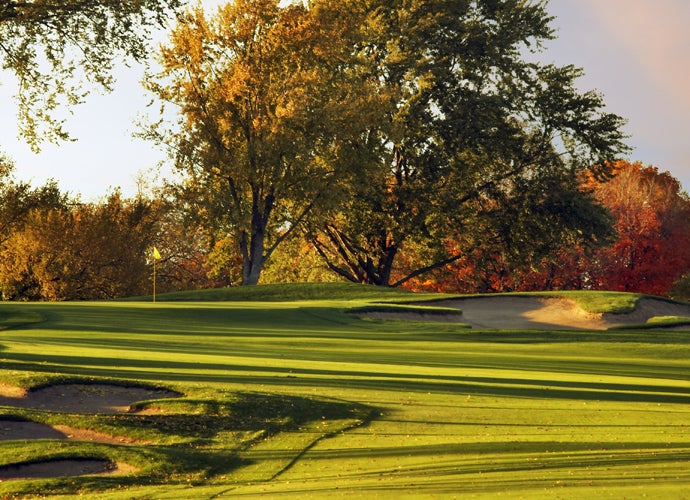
{"left": 142, "top": 282, "right": 690, "bottom": 331}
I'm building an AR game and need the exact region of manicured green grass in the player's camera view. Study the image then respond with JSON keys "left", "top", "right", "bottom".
{"left": 0, "top": 285, "right": 689, "bottom": 498}
{"left": 0, "top": 307, "right": 46, "bottom": 330}
{"left": 547, "top": 290, "right": 645, "bottom": 313}
{"left": 126, "top": 281, "right": 423, "bottom": 303}
{"left": 610, "top": 315, "right": 690, "bottom": 331}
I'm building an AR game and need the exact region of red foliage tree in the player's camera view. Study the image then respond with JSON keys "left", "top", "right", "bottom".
{"left": 587, "top": 161, "right": 690, "bottom": 295}
{"left": 403, "top": 161, "right": 690, "bottom": 296}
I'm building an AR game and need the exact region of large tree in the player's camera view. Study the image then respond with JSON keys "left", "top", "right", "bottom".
{"left": 413, "top": 161, "right": 690, "bottom": 296}
{"left": 143, "top": 0, "right": 363, "bottom": 285}
{"left": 308, "top": 0, "right": 629, "bottom": 287}
{"left": 588, "top": 161, "right": 690, "bottom": 295}
{"left": 0, "top": 0, "right": 182, "bottom": 148}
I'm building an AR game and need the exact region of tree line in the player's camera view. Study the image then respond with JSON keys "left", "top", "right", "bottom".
{"left": 2, "top": 1, "right": 689, "bottom": 300}
{"left": 142, "top": 0, "right": 628, "bottom": 288}
{"left": 2, "top": 156, "right": 689, "bottom": 300}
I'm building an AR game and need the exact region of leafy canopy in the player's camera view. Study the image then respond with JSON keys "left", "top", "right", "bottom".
{"left": 307, "top": 0, "right": 629, "bottom": 286}
{"left": 143, "top": 0, "right": 363, "bottom": 285}
{"left": 0, "top": 0, "right": 182, "bottom": 149}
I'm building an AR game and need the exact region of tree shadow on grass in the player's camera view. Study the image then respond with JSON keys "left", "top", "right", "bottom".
{"left": 0, "top": 308, "right": 47, "bottom": 331}
{"left": 119, "top": 392, "right": 374, "bottom": 439}
{"left": 3, "top": 351, "right": 690, "bottom": 405}
{"left": 221, "top": 440, "right": 690, "bottom": 497}
{"left": 0, "top": 392, "right": 375, "bottom": 497}
{"left": 291, "top": 439, "right": 690, "bottom": 461}
{"left": 25, "top": 305, "right": 358, "bottom": 336}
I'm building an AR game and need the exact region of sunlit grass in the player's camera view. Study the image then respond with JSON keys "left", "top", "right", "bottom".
{"left": 0, "top": 285, "right": 689, "bottom": 497}
{"left": 550, "top": 290, "right": 645, "bottom": 313}
{"left": 124, "top": 281, "right": 425, "bottom": 303}
{"left": 647, "top": 315, "right": 690, "bottom": 326}
{"left": 610, "top": 315, "right": 690, "bottom": 331}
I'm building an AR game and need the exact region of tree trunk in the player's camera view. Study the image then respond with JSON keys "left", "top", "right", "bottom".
{"left": 239, "top": 190, "right": 273, "bottom": 286}
{"left": 241, "top": 261, "right": 263, "bottom": 286}
{"left": 240, "top": 229, "right": 265, "bottom": 286}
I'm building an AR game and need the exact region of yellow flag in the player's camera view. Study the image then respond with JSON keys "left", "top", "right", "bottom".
{"left": 153, "top": 247, "right": 161, "bottom": 260}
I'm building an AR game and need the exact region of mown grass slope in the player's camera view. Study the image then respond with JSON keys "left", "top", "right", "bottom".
{"left": 0, "top": 284, "right": 689, "bottom": 498}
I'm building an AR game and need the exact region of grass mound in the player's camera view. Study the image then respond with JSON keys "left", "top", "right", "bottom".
{"left": 349, "top": 303, "right": 462, "bottom": 315}
{"left": 127, "top": 281, "right": 423, "bottom": 303}
{"left": 553, "top": 290, "right": 644, "bottom": 314}
{"left": 648, "top": 316, "right": 690, "bottom": 326}
{"left": 609, "top": 315, "right": 690, "bottom": 330}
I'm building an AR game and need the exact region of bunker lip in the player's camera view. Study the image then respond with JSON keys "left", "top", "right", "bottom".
{"left": 0, "top": 418, "right": 148, "bottom": 445}
{"left": 0, "top": 418, "right": 66, "bottom": 441}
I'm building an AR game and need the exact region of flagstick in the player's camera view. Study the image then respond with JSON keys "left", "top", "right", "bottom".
{"left": 153, "top": 256, "right": 157, "bottom": 303}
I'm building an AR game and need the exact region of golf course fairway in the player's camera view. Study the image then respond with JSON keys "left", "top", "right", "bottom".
{"left": 0, "top": 283, "right": 689, "bottom": 498}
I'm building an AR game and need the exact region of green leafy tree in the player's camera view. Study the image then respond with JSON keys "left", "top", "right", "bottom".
{"left": 0, "top": 0, "right": 182, "bottom": 148}
{"left": 261, "top": 234, "right": 338, "bottom": 284}
{"left": 309, "top": 0, "right": 629, "bottom": 287}
{"left": 143, "top": 0, "right": 362, "bottom": 285}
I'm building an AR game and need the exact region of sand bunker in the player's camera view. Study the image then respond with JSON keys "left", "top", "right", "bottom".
{"left": 0, "top": 383, "right": 179, "bottom": 481}
{"left": 0, "top": 383, "right": 180, "bottom": 414}
{"left": 0, "top": 419, "right": 65, "bottom": 441}
{"left": 0, "top": 418, "right": 144, "bottom": 445}
{"left": 366, "top": 296, "right": 690, "bottom": 330}
{"left": 432, "top": 296, "right": 608, "bottom": 330}
{"left": 0, "top": 458, "right": 137, "bottom": 481}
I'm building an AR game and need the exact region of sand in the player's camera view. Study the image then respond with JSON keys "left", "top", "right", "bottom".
{"left": 0, "top": 383, "right": 178, "bottom": 480}
{"left": 364, "top": 296, "right": 690, "bottom": 330}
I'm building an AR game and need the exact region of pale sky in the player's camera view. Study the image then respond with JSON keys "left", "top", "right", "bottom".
{"left": 1, "top": 0, "right": 690, "bottom": 199}
{"left": 541, "top": 0, "right": 690, "bottom": 189}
